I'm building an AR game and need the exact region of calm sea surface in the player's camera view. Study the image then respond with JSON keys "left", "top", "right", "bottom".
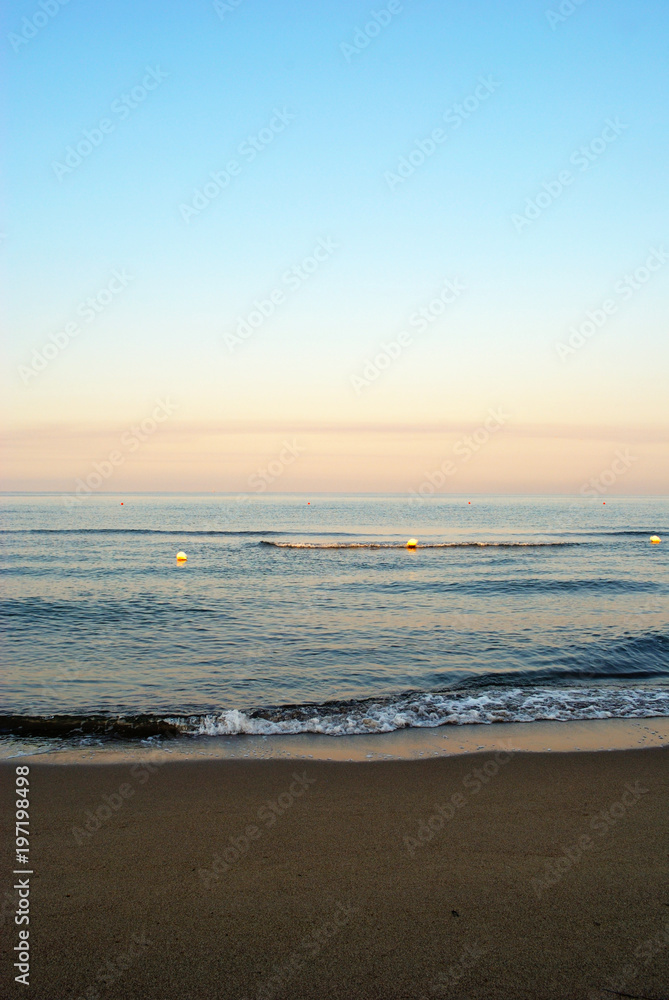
{"left": 1, "top": 494, "right": 668, "bottom": 745}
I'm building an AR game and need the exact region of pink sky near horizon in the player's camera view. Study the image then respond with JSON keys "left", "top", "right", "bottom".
{"left": 3, "top": 416, "right": 667, "bottom": 495}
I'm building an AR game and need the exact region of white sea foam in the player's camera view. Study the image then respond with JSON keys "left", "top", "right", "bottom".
{"left": 190, "top": 686, "right": 669, "bottom": 737}
{"left": 260, "top": 540, "right": 577, "bottom": 549}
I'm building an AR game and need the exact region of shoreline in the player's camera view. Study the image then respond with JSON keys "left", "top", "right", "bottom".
{"left": 3, "top": 714, "right": 669, "bottom": 764}
{"left": 1, "top": 746, "right": 668, "bottom": 998}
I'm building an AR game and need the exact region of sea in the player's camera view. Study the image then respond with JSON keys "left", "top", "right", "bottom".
{"left": 1, "top": 493, "right": 668, "bottom": 758}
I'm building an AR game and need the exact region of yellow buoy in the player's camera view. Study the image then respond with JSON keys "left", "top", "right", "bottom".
{"left": 406, "top": 538, "right": 418, "bottom": 549}
{"left": 650, "top": 535, "right": 661, "bottom": 544}
{"left": 176, "top": 551, "right": 188, "bottom": 561}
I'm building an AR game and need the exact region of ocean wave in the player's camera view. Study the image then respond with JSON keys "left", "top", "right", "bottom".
{"left": 190, "top": 686, "right": 669, "bottom": 735}
{"left": 3, "top": 685, "right": 668, "bottom": 740}
{"left": 259, "top": 540, "right": 582, "bottom": 549}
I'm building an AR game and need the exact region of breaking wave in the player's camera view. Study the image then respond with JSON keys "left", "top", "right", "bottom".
{"left": 259, "top": 540, "right": 581, "bottom": 549}
{"left": 3, "top": 685, "right": 668, "bottom": 741}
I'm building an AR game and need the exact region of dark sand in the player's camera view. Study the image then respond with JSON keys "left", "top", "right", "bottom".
{"left": 1, "top": 748, "right": 668, "bottom": 999}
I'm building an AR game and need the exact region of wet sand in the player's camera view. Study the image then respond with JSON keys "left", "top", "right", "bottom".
{"left": 1, "top": 748, "right": 668, "bottom": 999}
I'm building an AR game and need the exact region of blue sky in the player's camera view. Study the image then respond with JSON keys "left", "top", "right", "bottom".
{"left": 2, "top": 0, "right": 668, "bottom": 492}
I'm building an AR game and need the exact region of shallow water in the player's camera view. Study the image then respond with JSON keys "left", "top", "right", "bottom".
{"left": 1, "top": 493, "right": 667, "bottom": 744}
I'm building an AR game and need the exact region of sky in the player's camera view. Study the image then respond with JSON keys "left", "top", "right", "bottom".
{"left": 2, "top": 0, "right": 668, "bottom": 494}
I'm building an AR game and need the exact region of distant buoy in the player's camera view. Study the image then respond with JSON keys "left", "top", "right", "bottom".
{"left": 603, "top": 501, "right": 606, "bottom": 504}
{"left": 120, "top": 502, "right": 123, "bottom": 505}
{"left": 406, "top": 538, "right": 418, "bottom": 549}
{"left": 468, "top": 501, "right": 471, "bottom": 504}
{"left": 650, "top": 535, "right": 661, "bottom": 544}
{"left": 176, "top": 551, "right": 188, "bottom": 561}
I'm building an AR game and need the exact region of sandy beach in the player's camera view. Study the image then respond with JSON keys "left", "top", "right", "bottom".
{"left": 4, "top": 0, "right": 669, "bottom": 992}
{"left": 1, "top": 747, "right": 668, "bottom": 999}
